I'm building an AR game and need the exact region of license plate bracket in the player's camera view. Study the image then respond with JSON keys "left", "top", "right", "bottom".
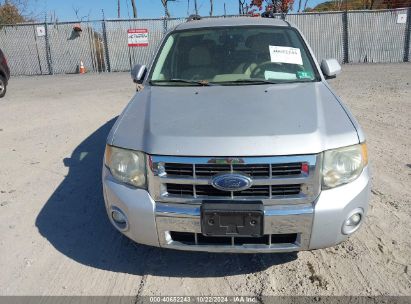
{"left": 201, "top": 201, "right": 264, "bottom": 237}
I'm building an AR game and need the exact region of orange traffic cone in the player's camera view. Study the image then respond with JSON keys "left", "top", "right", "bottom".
{"left": 79, "top": 60, "right": 86, "bottom": 74}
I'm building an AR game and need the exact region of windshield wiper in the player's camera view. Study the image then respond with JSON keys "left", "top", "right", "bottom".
{"left": 150, "top": 79, "right": 214, "bottom": 86}
{"left": 215, "top": 79, "right": 281, "bottom": 85}
{"left": 216, "top": 79, "right": 315, "bottom": 85}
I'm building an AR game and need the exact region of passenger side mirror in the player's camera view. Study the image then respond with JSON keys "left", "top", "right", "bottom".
{"left": 131, "top": 64, "right": 147, "bottom": 84}
{"left": 320, "top": 59, "right": 341, "bottom": 79}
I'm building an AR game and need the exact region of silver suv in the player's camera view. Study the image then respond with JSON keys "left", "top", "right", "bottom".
{"left": 103, "top": 17, "right": 370, "bottom": 253}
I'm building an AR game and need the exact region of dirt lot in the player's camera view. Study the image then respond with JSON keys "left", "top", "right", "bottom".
{"left": 0, "top": 64, "right": 410, "bottom": 297}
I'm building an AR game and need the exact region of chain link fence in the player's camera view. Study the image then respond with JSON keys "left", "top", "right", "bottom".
{"left": 0, "top": 8, "right": 410, "bottom": 76}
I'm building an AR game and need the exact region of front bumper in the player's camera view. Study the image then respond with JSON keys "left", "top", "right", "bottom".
{"left": 102, "top": 166, "right": 370, "bottom": 253}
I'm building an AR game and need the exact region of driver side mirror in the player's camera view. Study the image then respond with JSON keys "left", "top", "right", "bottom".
{"left": 320, "top": 59, "right": 341, "bottom": 79}
{"left": 131, "top": 64, "right": 147, "bottom": 84}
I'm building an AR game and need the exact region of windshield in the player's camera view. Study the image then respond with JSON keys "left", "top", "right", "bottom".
{"left": 150, "top": 26, "right": 320, "bottom": 85}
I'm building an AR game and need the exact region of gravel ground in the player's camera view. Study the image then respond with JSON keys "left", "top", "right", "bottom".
{"left": 0, "top": 64, "right": 410, "bottom": 297}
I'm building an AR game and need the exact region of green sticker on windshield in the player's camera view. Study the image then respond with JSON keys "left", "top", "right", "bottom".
{"left": 297, "top": 71, "right": 313, "bottom": 79}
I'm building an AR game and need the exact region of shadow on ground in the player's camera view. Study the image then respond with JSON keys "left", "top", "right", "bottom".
{"left": 35, "top": 119, "right": 297, "bottom": 277}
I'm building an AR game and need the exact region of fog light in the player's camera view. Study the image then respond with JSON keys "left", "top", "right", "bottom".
{"left": 342, "top": 208, "right": 363, "bottom": 235}
{"left": 111, "top": 207, "right": 128, "bottom": 231}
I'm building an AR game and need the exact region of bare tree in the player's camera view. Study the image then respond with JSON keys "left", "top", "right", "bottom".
{"left": 130, "top": 0, "right": 137, "bottom": 18}
{"left": 303, "top": 0, "right": 309, "bottom": 10}
{"left": 239, "top": 0, "right": 247, "bottom": 14}
{"left": 72, "top": 6, "right": 91, "bottom": 22}
{"left": 333, "top": 0, "right": 344, "bottom": 10}
{"left": 209, "top": 0, "right": 213, "bottom": 16}
{"left": 0, "top": 2, "right": 24, "bottom": 23}
{"left": 0, "top": 0, "right": 34, "bottom": 21}
{"left": 73, "top": 6, "right": 80, "bottom": 19}
{"left": 118, "top": 0, "right": 121, "bottom": 18}
{"left": 161, "top": 0, "right": 170, "bottom": 17}
{"left": 297, "top": 0, "right": 302, "bottom": 12}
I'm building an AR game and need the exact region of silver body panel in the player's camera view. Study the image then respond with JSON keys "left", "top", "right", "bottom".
{"left": 103, "top": 166, "right": 371, "bottom": 252}
{"left": 155, "top": 203, "right": 313, "bottom": 252}
{"left": 108, "top": 82, "right": 360, "bottom": 156}
{"left": 174, "top": 17, "right": 290, "bottom": 31}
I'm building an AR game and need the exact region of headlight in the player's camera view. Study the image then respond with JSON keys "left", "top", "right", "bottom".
{"left": 322, "top": 143, "right": 368, "bottom": 189}
{"left": 104, "top": 145, "right": 146, "bottom": 188}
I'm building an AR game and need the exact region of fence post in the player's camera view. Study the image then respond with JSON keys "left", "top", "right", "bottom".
{"left": 101, "top": 19, "right": 111, "bottom": 72}
{"left": 163, "top": 17, "right": 168, "bottom": 35}
{"left": 44, "top": 18, "right": 53, "bottom": 75}
{"left": 32, "top": 25, "right": 44, "bottom": 75}
{"left": 163, "top": 4, "right": 169, "bottom": 34}
{"left": 342, "top": 11, "right": 349, "bottom": 64}
{"left": 404, "top": 7, "right": 411, "bottom": 62}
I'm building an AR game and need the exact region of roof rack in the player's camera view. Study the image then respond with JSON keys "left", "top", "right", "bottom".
{"left": 187, "top": 14, "right": 202, "bottom": 22}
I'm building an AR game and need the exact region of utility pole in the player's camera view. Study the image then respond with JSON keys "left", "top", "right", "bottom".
{"left": 209, "top": 0, "right": 213, "bottom": 16}
{"left": 224, "top": 2, "right": 226, "bottom": 16}
{"left": 163, "top": 0, "right": 169, "bottom": 18}
{"left": 118, "top": 0, "right": 121, "bottom": 18}
{"left": 130, "top": 0, "right": 137, "bottom": 18}
{"left": 162, "top": 0, "right": 175, "bottom": 18}
{"left": 194, "top": 0, "right": 198, "bottom": 15}
{"left": 187, "top": 0, "right": 190, "bottom": 16}
{"left": 162, "top": 0, "right": 175, "bottom": 33}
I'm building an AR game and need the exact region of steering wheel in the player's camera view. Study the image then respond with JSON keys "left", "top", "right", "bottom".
{"left": 250, "top": 61, "right": 304, "bottom": 79}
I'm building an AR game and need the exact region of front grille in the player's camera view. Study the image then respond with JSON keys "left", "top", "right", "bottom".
{"left": 150, "top": 155, "right": 319, "bottom": 203}
{"left": 195, "top": 164, "right": 231, "bottom": 176}
{"left": 271, "top": 184, "right": 301, "bottom": 195}
{"left": 169, "top": 231, "right": 298, "bottom": 246}
{"left": 196, "top": 185, "right": 270, "bottom": 197}
{"left": 166, "top": 183, "right": 300, "bottom": 198}
{"left": 271, "top": 163, "right": 302, "bottom": 175}
{"left": 164, "top": 163, "right": 193, "bottom": 176}
{"left": 164, "top": 162, "right": 303, "bottom": 178}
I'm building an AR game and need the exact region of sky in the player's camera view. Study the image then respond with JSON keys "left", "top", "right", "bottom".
{"left": 27, "top": 0, "right": 325, "bottom": 22}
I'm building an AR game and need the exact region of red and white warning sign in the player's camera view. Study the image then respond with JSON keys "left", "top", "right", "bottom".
{"left": 128, "top": 29, "right": 149, "bottom": 47}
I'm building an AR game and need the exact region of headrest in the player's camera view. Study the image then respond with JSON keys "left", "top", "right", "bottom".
{"left": 188, "top": 46, "right": 211, "bottom": 66}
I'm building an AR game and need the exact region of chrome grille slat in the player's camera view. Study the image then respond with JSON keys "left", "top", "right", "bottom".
{"left": 159, "top": 176, "right": 307, "bottom": 185}
{"left": 163, "top": 162, "right": 194, "bottom": 176}
{"left": 163, "top": 163, "right": 304, "bottom": 178}
{"left": 166, "top": 183, "right": 301, "bottom": 198}
{"left": 166, "top": 184, "right": 300, "bottom": 198}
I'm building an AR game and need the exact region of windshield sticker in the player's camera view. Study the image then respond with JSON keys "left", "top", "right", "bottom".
{"left": 269, "top": 46, "right": 303, "bottom": 65}
{"left": 296, "top": 71, "right": 313, "bottom": 79}
{"left": 265, "top": 71, "right": 297, "bottom": 80}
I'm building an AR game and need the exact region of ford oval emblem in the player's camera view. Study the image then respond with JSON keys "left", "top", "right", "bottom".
{"left": 211, "top": 173, "right": 253, "bottom": 192}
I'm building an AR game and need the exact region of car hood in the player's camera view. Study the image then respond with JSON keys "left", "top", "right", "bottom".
{"left": 109, "top": 82, "right": 359, "bottom": 156}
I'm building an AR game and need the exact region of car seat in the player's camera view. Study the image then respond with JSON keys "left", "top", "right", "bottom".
{"left": 181, "top": 46, "right": 217, "bottom": 80}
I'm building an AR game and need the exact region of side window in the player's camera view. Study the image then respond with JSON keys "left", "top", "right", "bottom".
{"left": 151, "top": 35, "right": 175, "bottom": 80}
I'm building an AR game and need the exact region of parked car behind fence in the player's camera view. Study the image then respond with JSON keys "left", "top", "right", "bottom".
{"left": 0, "top": 48, "right": 10, "bottom": 98}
